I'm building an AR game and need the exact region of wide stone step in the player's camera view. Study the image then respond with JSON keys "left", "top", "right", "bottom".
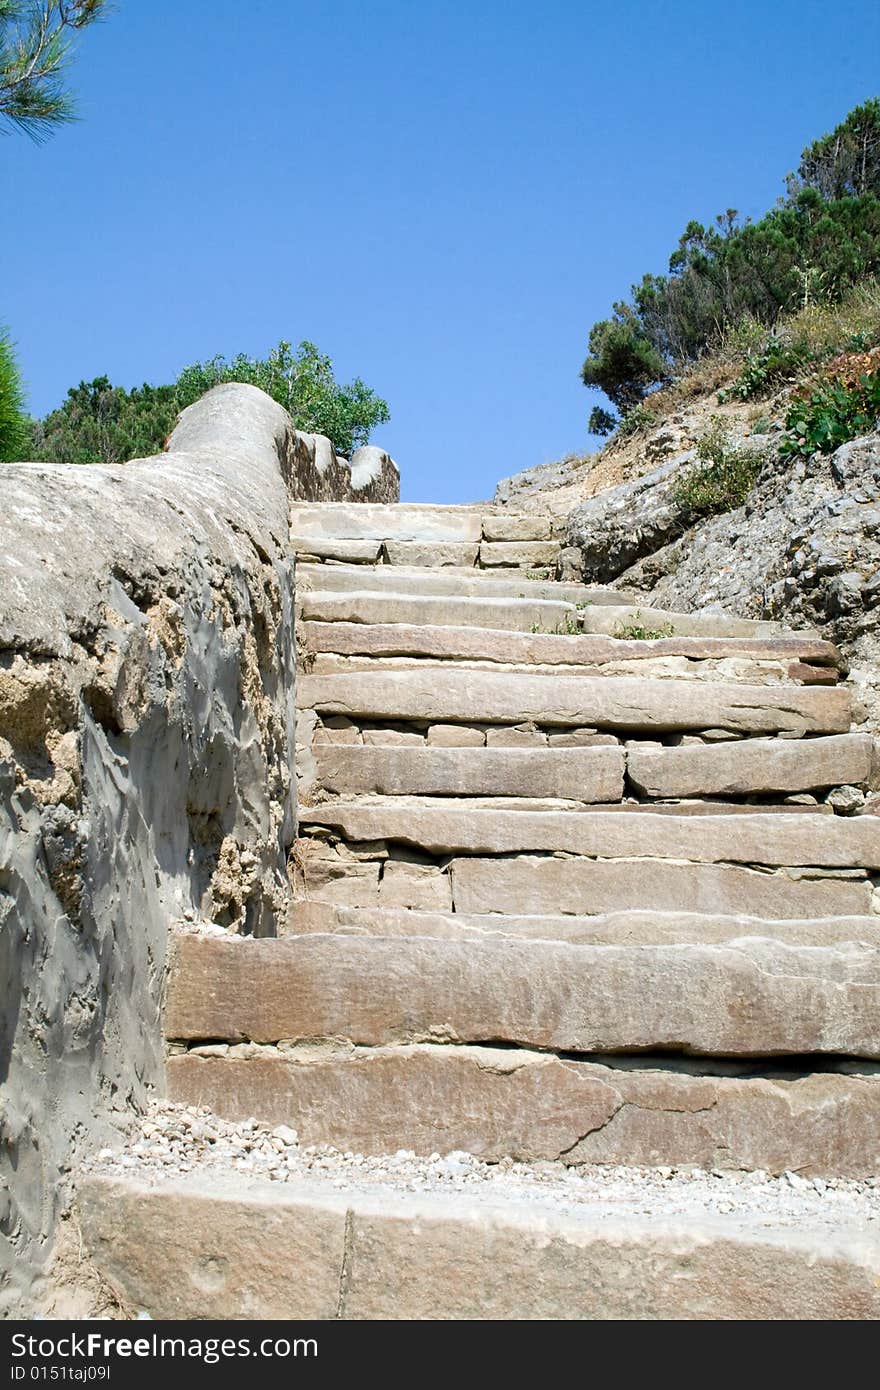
{"left": 302, "top": 620, "right": 841, "bottom": 671}
{"left": 297, "top": 803, "right": 880, "bottom": 866}
{"left": 296, "top": 670, "right": 851, "bottom": 733}
{"left": 166, "top": 933, "right": 880, "bottom": 1057}
{"left": 289, "top": 502, "right": 485, "bottom": 542}
{"left": 287, "top": 901, "right": 880, "bottom": 947}
{"left": 167, "top": 1045, "right": 880, "bottom": 1178}
{"left": 299, "top": 589, "right": 584, "bottom": 632}
{"left": 628, "top": 733, "right": 874, "bottom": 799}
{"left": 299, "top": 586, "right": 785, "bottom": 640}
{"left": 77, "top": 1172, "right": 880, "bottom": 1319}
{"left": 312, "top": 744, "right": 626, "bottom": 801}
{"left": 448, "top": 855, "right": 873, "bottom": 919}
{"left": 297, "top": 561, "right": 641, "bottom": 604}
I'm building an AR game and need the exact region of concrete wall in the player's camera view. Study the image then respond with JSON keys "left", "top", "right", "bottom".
{"left": 0, "top": 384, "right": 398, "bottom": 1310}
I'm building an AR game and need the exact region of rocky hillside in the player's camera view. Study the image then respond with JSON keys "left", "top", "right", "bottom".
{"left": 495, "top": 297, "right": 880, "bottom": 729}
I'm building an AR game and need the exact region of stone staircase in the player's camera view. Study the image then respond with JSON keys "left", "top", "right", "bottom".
{"left": 79, "top": 502, "right": 880, "bottom": 1318}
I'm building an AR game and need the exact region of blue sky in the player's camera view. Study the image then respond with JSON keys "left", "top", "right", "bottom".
{"left": 3, "top": 0, "right": 878, "bottom": 501}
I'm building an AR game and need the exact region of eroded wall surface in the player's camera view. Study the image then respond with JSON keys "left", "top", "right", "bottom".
{"left": 0, "top": 383, "right": 398, "bottom": 1309}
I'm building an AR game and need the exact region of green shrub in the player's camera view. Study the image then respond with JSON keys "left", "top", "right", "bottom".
{"left": 580, "top": 103, "right": 880, "bottom": 415}
{"left": 721, "top": 333, "right": 814, "bottom": 401}
{"left": 673, "top": 417, "right": 765, "bottom": 516}
{"left": 780, "top": 364, "right": 880, "bottom": 458}
{"left": 588, "top": 405, "right": 618, "bottom": 437}
{"left": 176, "top": 340, "right": 389, "bottom": 456}
{"left": 32, "top": 339, "right": 391, "bottom": 465}
{"left": 616, "top": 402, "right": 657, "bottom": 437}
{"left": 31, "top": 376, "right": 181, "bottom": 466}
{"left": 0, "top": 328, "right": 29, "bottom": 461}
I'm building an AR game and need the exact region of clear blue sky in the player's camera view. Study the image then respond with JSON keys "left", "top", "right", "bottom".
{"left": 3, "top": 0, "right": 878, "bottom": 501}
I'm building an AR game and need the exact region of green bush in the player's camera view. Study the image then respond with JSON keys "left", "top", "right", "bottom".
{"left": 673, "top": 417, "right": 765, "bottom": 516}
{"left": 30, "top": 376, "right": 181, "bottom": 466}
{"left": 588, "top": 405, "right": 618, "bottom": 437}
{"left": 616, "top": 402, "right": 657, "bottom": 437}
{"left": 780, "top": 366, "right": 880, "bottom": 458}
{"left": 581, "top": 102, "right": 880, "bottom": 414}
{"left": 32, "top": 339, "right": 391, "bottom": 465}
{"left": 722, "top": 333, "right": 814, "bottom": 400}
{"left": 176, "top": 340, "right": 390, "bottom": 457}
{"left": 0, "top": 328, "right": 29, "bottom": 461}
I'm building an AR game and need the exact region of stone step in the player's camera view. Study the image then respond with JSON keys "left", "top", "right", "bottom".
{"left": 77, "top": 1172, "right": 880, "bottom": 1319}
{"left": 166, "top": 1045, "right": 880, "bottom": 1178}
{"left": 482, "top": 514, "right": 556, "bottom": 541}
{"left": 290, "top": 538, "right": 384, "bottom": 563}
{"left": 297, "top": 561, "right": 639, "bottom": 604}
{"left": 446, "top": 855, "right": 873, "bottom": 919}
{"left": 302, "top": 621, "right": 842, "bottom": 671}
{"left": 289, "top": 502, "right": 486, "bottom": 542}
{"left": 298, "top": 802, "right": 880, "bottom": 866}
{"left": 382, "top": 541, "right": 480, "bottom": 567}
{"left": 296, "top": 670, "right": 851, "bottom": 734}
{"left": 166, "top": 933, "right": 880, "bottom": 1057}
{"left": 307, "top": 652, "right": 839, "bottom": 687}
{"left": 299, "top": 589, "right": 584, "bottom": 632}
{"left": 478, "top": 540, "right": 561, "bottom": 568}
{"left": 577, "top": 604, "right": 780, "bottom": 639}
{"left": 628, "top": 733, "right": 874, "bottom": 799}
{"left": 299, "top": 582, "right": 788, "bottom": 642}
{"left": 287, "top": 902, "right": 880, "bottom": 947}
{"left": 312, "top": 744, "right": 626, "bottom": 801}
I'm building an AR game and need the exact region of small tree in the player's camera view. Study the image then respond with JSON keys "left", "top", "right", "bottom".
{"left": 0, "top": 327, "right": 29, "bottom": 460}
{"left": 32, "top": 339, "right": 392, "bottom": 464}
{"left": 580, "top": 306, "right": 667, "bottom": 411}
{"left": 176, "top": 340, "right": 391, "bottom": 455}
{"left": 0, "top": 0, "right": 109, "bottom": 141}
{"left": 790, "top": 98, "right": 880, "bottom": 202}
{"left": 587, "top": 406, "right": 617, "bottom": 437}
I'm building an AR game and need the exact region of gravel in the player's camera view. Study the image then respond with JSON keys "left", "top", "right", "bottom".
{"left": 82, "top": 1100, "right": 880, "bottom": 1229}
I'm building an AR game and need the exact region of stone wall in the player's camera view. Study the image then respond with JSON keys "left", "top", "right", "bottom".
{"left": 0, "top": 384, "right": 398, "bottom": 1310}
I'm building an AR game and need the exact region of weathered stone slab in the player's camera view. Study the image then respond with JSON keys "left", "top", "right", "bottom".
{"left": 479, "top": 541, "right": 560, "bottom": 567}
{"left": 285, "top": 901, "right": 880, "bottom": 947}
{"left": 296, "top": 669, "right": 852, "bottom": 734}
{"left": 301, "top": 621, "right": 841, "bottom": 669}
{"left": 78, "top": 1174, "right": 347, "bottom": 1320}
{"left": 166, "top": 1046, "right": 880, "bottom": 1178}
{"left": 481, "top": 515, "right": 553, "bottom": 541}
{"left": 312, "top": 746, "right": 625, "bottom": 801}
{"left": 290, "top": 537, "right": 382, "bottom": 563}
{"left": 628, "top": 733, "right": 874, "bottom": 799}
{"left": 297, "top": 561, "right": 632, "bottom": 605}
{"left": 450, "top": 855, "right": 873, "bottom": 919}
{"left": 290, "top": 840, "right": 379, "bottom": 906}
{"left": 580, "top": 604, "right": 781, "bottom": 638}
{"left": 289, "top": 503, "right": 483, "bottom": 542}
{"left": 568, "top": 1062, "right": 880, "bottom": 1176}
{"left": 167, "top": 1045, "right": 619, "bottom": 1161}
{"left": 299, "top": 591, "right": 578, "bottom": 632}
{"left": 362, "top": 727, "right": 424, "bottom": 746}
{"left": 548, "top": 730, "right": 619, "bottom": 746}
{"left": 77, "top": 1173, "right": 880, "bottom": 1320}
{"left": 378, "top": 861, "right": 452, "bottom": 911}
{"left": 383, "top": 541, "right": 479, "bottom": 567}
{"left": 312, "top": 715, "right": 362, "bottom": 745}
{"left": 167, "top": 933, "right": 880, "bottom": 1056}
{"left": 484, "top": 726, "right": 548, "bottom": 747}
{"left": 299, "top": 802, "right": 880, "bottom": 867}
{"left": 426, "top": 723, "right": 486, "bottom": 747}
